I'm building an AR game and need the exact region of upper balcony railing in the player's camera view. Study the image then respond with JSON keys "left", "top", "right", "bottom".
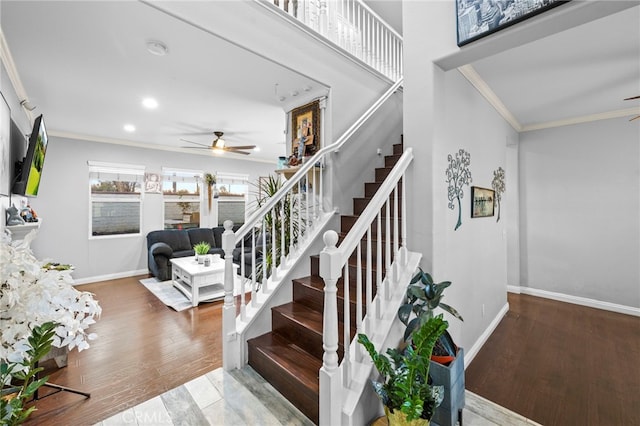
{"left": 265, "top": 0, "right": 402, "bottom": 81}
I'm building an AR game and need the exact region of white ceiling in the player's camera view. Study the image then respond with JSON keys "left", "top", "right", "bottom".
{"left": 1, "top": 1, "right": 327, "bottom": 163}
{"left": 2, "top": 1, "right": 639, "bottom": 164}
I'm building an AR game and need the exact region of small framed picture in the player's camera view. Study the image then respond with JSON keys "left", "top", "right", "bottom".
{"left": 145, "top": 172, "right": 161, "bottom": 193}
{"left": 471, "top": 186, "right": 495, "bottom": 218}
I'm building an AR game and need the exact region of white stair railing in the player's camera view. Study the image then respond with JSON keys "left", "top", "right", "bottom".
{"left": 222, "top": 79, "right": 403, "bottom": 371}
{"left": 319, "top": 148, "right": 413, "bottom": 425}
{"left": 266, "top": 0, "right": 402, "bottom": 81}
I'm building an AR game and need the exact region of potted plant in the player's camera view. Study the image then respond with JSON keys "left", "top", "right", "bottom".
{"left": 251, "top": 175, "right": 303, "bottom": 284}
{"left": 358, "top": 315, "right": 449, "bottom": 425}
{"left": 398, "top": 268, "right": 463, "bottom": 363}
{"left": 193, "top": 241, "right": 211, "bottom": 264}
{"left": 1, "top": 231, "right": 101, "bottom": 424}
{"left": 397, "top": 268, "right": 465, "bottom": 426}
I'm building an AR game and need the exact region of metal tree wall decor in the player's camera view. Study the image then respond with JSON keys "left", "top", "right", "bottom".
{"left": 446, "top": 149, "right": 472, "bottom": 230}
{"left": 491, "top": 167, "right": 505, "bottom": 222}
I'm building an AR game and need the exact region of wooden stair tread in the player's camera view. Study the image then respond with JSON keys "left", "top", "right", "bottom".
{"left": 273, "top": 302, "right": 356, "bottom": 336}
{"left": 248, "top": 332, "right": 321, "bottom": 392}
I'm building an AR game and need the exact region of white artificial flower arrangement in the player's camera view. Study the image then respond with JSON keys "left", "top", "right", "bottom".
{"left": 0, "top": 230, "right": 102, "bottom": 370}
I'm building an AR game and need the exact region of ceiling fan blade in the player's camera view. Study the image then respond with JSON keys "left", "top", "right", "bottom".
{"left": 624, "top": 95, "right": 640, "bottom": 100}
{"left": 228, "top": 150, "right": 251, "bottom": 155}
{"left": 181, "top": 146, "right": 211, "bottom": 150}
{"left": 180, "top": 138, "right": 212, "bottom": 148}
{"left": 629, "top": 115, "right": 640, "bottom": 121}
{"left": 225, "top": 145, "right": 256, "bottom": 150}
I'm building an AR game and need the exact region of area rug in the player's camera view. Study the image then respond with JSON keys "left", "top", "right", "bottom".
{"left": 139, "top": 277, "right": 245, "bottom": 312}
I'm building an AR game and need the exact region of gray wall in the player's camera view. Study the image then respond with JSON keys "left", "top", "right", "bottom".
{"left": 519, "top": 119, "right": 640, "bottom": 308}
{"left": 27, "top": 136, "right": 274, "bottom": 282}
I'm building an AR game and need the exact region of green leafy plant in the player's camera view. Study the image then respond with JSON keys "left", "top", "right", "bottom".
{"left": 358, "top": 315, "right": 448, "bottom": 422}
{"left": 193, "top": 241, "right": 211, "bottom": 255}
{"left": 251, "top": 175, "right": 304, "bottom": 281}
{"left": 1, "top": 322, "right": 57, "bottom": 425}
{"left": 398, "top": 268, "right": 463, "bottom": 343}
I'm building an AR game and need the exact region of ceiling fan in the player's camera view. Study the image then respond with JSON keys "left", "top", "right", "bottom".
{"left": 180, "top": 131, "right": 256, "bottom": 155}
{"left": 625, "top": 95, "right": 640, "bottom": 121}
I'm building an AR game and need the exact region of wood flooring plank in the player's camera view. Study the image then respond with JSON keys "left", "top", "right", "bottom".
{"left": 465, "top": 293, "right": 640, "bottom": 426}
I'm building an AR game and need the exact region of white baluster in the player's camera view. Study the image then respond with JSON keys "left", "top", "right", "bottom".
{"left": 365, "top": 227, "right": 372, "bottom": 332}
{"left": 385, "top": 200, "right": 391, "bottom": 300}
{"left": 262, "top": 219, "right": 268, "bottom": 293}
{"left": 356, "top": 241, "right": 363, "bottom": 335}
{"left": 400, "top": 172, "right": 408, "bottom": 266}
{"left": 319, "top": 230, "right": 342, "bottom": 426}
{"left": 271, "top": 206, "right": 278, "bottom": 281}
{"left": 251, "top": 227, "right": 258, "bottom": 307}
{"left": 240, "top": 237, "right": 246, "bottom": 321}
{"left": 376, "top": 212, "right": 382, "bottom": 318}
{"left": 342, "top": 262, "right": 351, "bottom": 386}
{"left": 222, "top": 220, "right": 239, "bottom": 370}
{"left": 280, "top": 200, "right": 286, "bottom": 269}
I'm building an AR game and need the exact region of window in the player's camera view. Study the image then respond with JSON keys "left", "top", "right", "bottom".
{"left": 216, "top": 172, "right": 249, "bottom": 226}
{"left": 89, "top": 161, "right": 144, "bottom": 237}
{"left": 162, "top": 168, "right": 202, "bottom": 230}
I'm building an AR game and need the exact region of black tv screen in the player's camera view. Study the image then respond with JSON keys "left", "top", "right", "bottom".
{"left": 13, "top": 114, "right": 48, "bottom": 197}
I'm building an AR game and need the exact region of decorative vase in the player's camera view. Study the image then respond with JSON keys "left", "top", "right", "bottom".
{"left": 197, "top": 255, "right": 204, "bottom": 264}
{"left": 384, "top": 406, "right": 430, "bottom": 426}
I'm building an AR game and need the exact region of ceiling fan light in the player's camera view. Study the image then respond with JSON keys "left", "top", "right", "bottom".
{"left": 215, "top": 138, "right": 225, "bottom": 149}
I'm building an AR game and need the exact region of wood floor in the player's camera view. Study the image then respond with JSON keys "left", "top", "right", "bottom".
{"left": 25, "top": 275, "right": 228, "bottom": 425}
{"left": 465, "top": 293, "right": 640, "bottom": 426}
{"left": 24, "top": 277, "right": 639, "bottom": 425}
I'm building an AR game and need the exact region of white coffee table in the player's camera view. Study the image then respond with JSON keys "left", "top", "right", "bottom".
{"left": 170, "top": 256, "right": 238, "bottom": 307}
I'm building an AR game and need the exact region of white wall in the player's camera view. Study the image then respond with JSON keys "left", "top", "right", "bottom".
{"left": 27, "top": 136, "right": 275, "bottom": 282}
{"left": 519, "top": 119, "right": 640, "bottom": 309}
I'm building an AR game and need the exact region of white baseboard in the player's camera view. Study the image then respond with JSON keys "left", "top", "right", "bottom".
{"left": 464, "top": 301, "right": 509, "bottom": 368}
{"left": 507, "top": 285, "right": 639, "bottom": 317}
{"left": 73, "top": 269, "right": 148, "bottom": 286}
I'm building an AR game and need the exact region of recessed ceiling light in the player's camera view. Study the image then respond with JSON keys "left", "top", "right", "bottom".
{"left": 146, "top": 40, "right": 168, "bottom": 56}
{"left": 142, "top": 98, "right": 158, "bottom": 109}
{"left": 124, "top": 124, "right": 136, "bottom": 132}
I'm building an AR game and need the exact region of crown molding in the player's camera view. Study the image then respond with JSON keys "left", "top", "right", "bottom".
{"left": 521, "top": 107, "right": 640, "bottom": 132}
{"left": 457, "top": 64, "right": 522, "bottom": 132}
{"left": 0, "top": 28, "right": 34, "bottom": 123}
{"left": 48, "top": 130, "right": 276, "bottom": 165}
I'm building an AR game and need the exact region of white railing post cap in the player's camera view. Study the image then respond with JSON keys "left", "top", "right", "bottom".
{"left": 323, "top": 230, "right": 338, "bottom": 250}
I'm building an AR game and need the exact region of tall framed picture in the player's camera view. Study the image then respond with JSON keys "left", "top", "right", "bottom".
{"left": 471, "top": 186, "right": 495, "bottom": 218}
{"left": 456, "top": 0, "right": 570, "bottom": 47}
{"left": 290, "top": 100, "right": 320, "bottom": 158}
{"left": 0, "top": 93, "right": 10, "bottom": 196}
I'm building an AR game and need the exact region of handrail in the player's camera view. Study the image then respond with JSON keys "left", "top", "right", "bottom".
{"left": 318, "top": 146, "right": 413, "bottom": 425}
{"left": 233, "top": 78, "right": 403, "bottom": 243}
{"left": 337, "top": 148, "right": 412, "bottom": 257}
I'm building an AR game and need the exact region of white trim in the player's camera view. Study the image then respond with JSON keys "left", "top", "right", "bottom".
{"left": 520, "top": 107, "right": 640, "bottom": 132}
{"left": 509, "top": 286, "right": 640, "bottom": 317}
{"left": 73, "top": 269, "right": 149, "bottom": 286}
{"left": 457, "top": 65, "right": 522, "bottom": 132}
{"left": 506, "top": 285, "right": 521, "bottom": 294}
{"left": 50, "top": 130, "right": 277, "bottom": 165}
{"left": 0, "top": 28, "right": 34, "bottom": 123}
{"left": 457, "top": 65, "right": 640, "bottom": 134}
{"left": 464, "top": 301, "right": 509, "bottom": 368}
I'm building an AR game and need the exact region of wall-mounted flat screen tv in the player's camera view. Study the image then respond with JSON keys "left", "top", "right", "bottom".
{"left": 13, "top": 114, "right": 48, "bottom": 197}
{"left": 456, "top": 0, "right": 570, "bottom": 46}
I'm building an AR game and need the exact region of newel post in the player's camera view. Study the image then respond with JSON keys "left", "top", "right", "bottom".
{"left": 319, "top": 230, "right": 342, "bottom": 426}
{"left": 222, "top": 220, "right": 239, "bottom": 370}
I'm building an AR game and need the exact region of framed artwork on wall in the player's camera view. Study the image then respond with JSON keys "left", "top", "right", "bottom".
{"left": 1, "top": 93, "right": 10, "bottom": 196}
{"left": 471, "top": 186, "right": 495, "bottom": 218}
{"left": 456, "top": 0, "right": 570, "bottom": 47}
{"left": 290, "top": 100, "right": 320, "bottom": 159}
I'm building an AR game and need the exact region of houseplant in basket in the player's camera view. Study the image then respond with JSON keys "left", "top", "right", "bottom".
{"left": 358, "top": 314, "right": 449, "bottom": 425}
{"left": 1, "top": 230, "right": 101, "bottom": 424}
{"left": 397, "top": 267, "right": 465, "bottom": 426}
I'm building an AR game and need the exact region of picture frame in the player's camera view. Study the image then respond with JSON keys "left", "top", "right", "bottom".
{"left": 290, "top": 100, "right": 320, "bottom": 158}
{"left": 471, "top": 186, "right": 495, "bottom": 218}
{"left": 144, "top": 172, "right": 161, "bottom": 193}
{"left": 456, "top": 0, "right": 570, "bottom": 47}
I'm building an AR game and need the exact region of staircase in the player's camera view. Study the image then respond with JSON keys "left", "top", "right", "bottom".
{"left": 247, "top": 141, "right": 404, "bottom": 424}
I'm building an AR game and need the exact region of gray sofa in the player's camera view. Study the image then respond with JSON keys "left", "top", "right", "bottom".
{"left": 146, "top": 226, "right": 267, "bottom": 281}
